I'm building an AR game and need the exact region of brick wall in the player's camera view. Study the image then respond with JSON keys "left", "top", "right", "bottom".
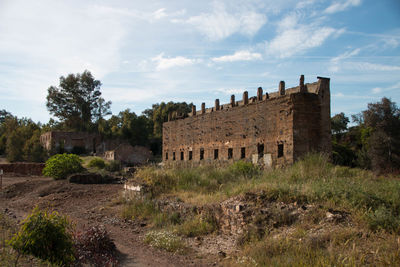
{"left": 163, "top": 76, "right": 331, "bottom": 167}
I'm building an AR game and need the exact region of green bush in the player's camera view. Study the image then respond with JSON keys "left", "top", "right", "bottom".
{"left": 105, "top": 160, "right": 121, "bottom": 172}
{"left": 8, "top": 207, "right": 75, "bottom": 266}
{"left": 88, "top": 157, "right": 106, "bottom": 169}
{"left": 366, "top": 205, "right": 400, "bottom": 233}
{"left": 43, "top": 153, "right": 84, "bottom": 180}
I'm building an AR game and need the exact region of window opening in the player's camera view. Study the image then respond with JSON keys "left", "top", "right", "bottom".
{"left": 180, "top": 151, "right": 184, "bottom": 160}
{"left": 200, "top": 148, "right": 204, "bottom": 160}
{"left": 228, "top": 148, "right": 233, "bottom": 159}
{"left": 241, "top": 147, "right": 246, "bottom": 159}
{"left": 278, "top": 144, "right": 284, "bottom": 158}
{"left": 257, "top": 143, "right": 264, "bottom": 157}
{"left": 189, "top": 151, "right": 192, "bottom": 160}
{"left": 214, "top": 149, "right": 219, "bottom": 160}
{"left": 165, "top": 152, "right": 168, "bottom": 160}
{"left": 173, "top": 152, "right": 176, "bottom": 161}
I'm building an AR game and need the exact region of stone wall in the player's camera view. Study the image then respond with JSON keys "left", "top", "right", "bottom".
{"left": 163, "top": 76, "right": 331, "bottom": 167}
{"left": 0, "top": 163, "right": 45, "bottom": 176}
{"left": 40, "top": 131, "right": 122, "bottom": 155}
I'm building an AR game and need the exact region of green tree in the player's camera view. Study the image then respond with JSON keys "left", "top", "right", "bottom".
{"left": 6, "top": 130, "right": 25, "bottom": 162}
{"left": 331, "top": 112, "right": 349, "bottom": 135}
{"left": 2, "top": 117, "right": 41, "bottom": 162}
{"left": 362, "top": 97, "right": 400, "bottom": 173}
{"left": 46, "top": 70, "right": 111, "bottom": 131}
{"left": 143, "top": 101, "right": 193, "bottom": 138}
{"left": 23, "top": 130, "right": 47, "bottom": 162}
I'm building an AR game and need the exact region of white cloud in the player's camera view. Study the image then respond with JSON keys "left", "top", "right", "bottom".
{"left": 212, "top": 50, "right": 262, "bottom": 62}
{"left": 330, "top": 48, "right": 361, "bottom": 72}
{"left": 332, "top": 48, "right": 361, "bottom": 63}
{"left": 296, "top": 0, "right": 318, "bottom": 9}
{"left": 371, "top": 82, "right": 400, "bottom": 95}
{"left": 184, "top": 2, "right": 267, "bottom": 41}
{"left": 324, "top": 0, "right": 362, "bottom": 14}
{"left": 216, "top": 88, "right": 246, "bottom": 95}
{"left": 265, "top": 14, "right": 342, "bottom": 58}
{"left": 371, "top": 87, "right": 382, "bottom": 94}
{"left": 151, "top": 53, "right": 198, "bottom": 71}
{"left": 353, "top": 62, "right": 400, "bottom": 72}
{"left": 153, "top": 8, "right": 167, "bottom": 20}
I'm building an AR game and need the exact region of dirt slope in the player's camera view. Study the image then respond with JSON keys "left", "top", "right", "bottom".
{"left": 0, "top": 176, "right": 215, "bottom": 267}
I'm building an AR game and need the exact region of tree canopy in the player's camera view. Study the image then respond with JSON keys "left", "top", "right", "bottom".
{"left": 46, "top": 70, "right": 111, "bottom": 131}
{"left": 143, "top": 101, "right": 193, "bottom": 138}
{"left": 332, "top": 97, "right": 400, "bottom": 173}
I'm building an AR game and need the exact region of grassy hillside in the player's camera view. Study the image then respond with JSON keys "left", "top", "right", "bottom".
{"left": 128, "top": 154, "right": 400, "bottom": 266}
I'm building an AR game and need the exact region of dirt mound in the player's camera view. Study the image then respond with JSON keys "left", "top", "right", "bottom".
{"left": 68, "top": 172, "right": 115, "bottom": 184}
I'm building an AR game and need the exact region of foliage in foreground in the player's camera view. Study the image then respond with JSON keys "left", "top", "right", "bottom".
{"left": 43, "top": 153, "right": 84, "bottom": 179}
{"left": 231, "top": 227, "right": 400, "bottom": 267}
{"left": 8, "top": 207, "right": 75, "bottom": 266}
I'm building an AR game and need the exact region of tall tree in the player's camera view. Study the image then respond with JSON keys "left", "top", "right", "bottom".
{"left": 362, "top": 97, "right": 400, "bottom": 173}
{"left": 46, "top": 70, "right": 111, "bottom": 131}
{"left": 331, "top": 112, "right": 349, "bottom": 135}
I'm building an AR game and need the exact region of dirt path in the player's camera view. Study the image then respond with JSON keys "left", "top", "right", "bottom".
{"left": 0, "top": 176, "right": 215, "bottom": 267}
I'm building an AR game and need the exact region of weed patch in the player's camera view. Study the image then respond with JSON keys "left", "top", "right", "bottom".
{"left": 144, "top": 230, "right": 186, "bottom": 253}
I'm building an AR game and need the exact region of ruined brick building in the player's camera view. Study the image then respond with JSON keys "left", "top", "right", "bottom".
{"left": 162, "top": 75, "right": 331, "bottom": 167}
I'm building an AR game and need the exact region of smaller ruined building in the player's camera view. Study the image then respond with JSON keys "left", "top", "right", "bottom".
{"left": 163, "top": 75, "right": 331, "bottom": 167}
{"left": 40, "top": 131, "right": 153, "bottom": 164}
{"left": 104, "top": 144, "right": 152, "bottom": 165}
{"left": 40, "top": 131, "right": 103, "bottom": 154}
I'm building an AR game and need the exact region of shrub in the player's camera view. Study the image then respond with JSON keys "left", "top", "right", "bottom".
{"left": 88, "top": 157, "right": 106, "bottom": 169}
{"left": 73, "top": 225, "right": 118, "bottom": 266}
{"left": 366, "top": 205, "right": 400, "bottom": 233}
{"left": 43, "top": 153, "right": 84, "bottom": 180}
{"left": 229, "top": 160, "right": 259, "bottom": 177}
{"left": 8, "top": 207, "right": 75, "bottom": 266}
{"left": 121, "top": 198, "right": 158, "bottom": 221}
{"left": 105, "top": 160, "right": 121, "bottom": 172}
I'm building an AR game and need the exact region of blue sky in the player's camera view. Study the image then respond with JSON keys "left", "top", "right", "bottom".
{"left": 1, "top": 0, "right": 399, "bottom": 123}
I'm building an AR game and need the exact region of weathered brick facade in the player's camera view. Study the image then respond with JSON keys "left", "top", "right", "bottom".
{"left": 162, "top": 76, "right": 331, "bottom": 167}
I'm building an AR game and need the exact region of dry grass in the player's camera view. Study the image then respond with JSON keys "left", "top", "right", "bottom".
{"left": 129, "top": 154, "right": 400, "bottom": 265}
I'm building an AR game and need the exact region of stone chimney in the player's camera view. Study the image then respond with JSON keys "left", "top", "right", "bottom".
{"left": 230, "top": 95, "right": 235, "bottom": 107}
{"left": 201, "top": 102, "right": 205, "bottom": 114}
{"left": 192, "top": 105, "right": 196, "bottom": 116}
{"left": 243, "top": 91, "right": 249, "bottom": 105}
{"left": 257, "top": 87, "right": 263, "bottom": 101}
{"left": 215, "top": 99, "right": 220, "bottom": 110}
{"left": 300, "top": 74, "right": 306, "bottom": 92}
{"left": 279, "top": 81, "right": 285, "bottom": 95}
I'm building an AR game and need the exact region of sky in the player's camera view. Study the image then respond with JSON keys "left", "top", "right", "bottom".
{"left": 0, "top": 0, "right": 399, "bottom": 123}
